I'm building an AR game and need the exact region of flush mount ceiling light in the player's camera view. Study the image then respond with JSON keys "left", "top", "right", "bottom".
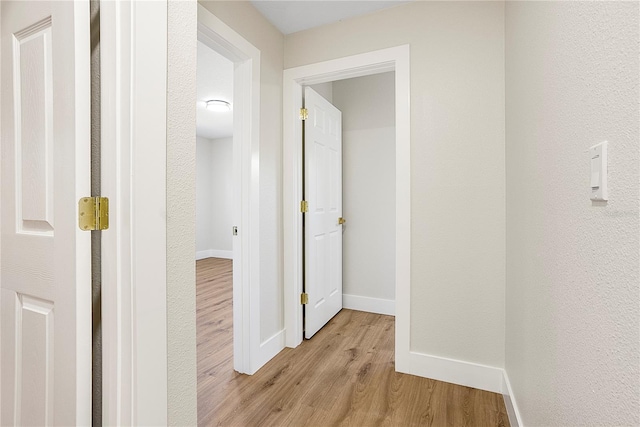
{"left": 206, "top": 99, "right": 231, "bottom": 112}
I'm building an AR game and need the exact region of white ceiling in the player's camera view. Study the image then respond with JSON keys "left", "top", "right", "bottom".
{"left": 250, "top": 0, "right": 412, "bottom": 35}
{"left": 196, "top": 41, "right": 234, "bottom": 140}
{"left": 196, "top": 1, "right": 412, "bottom": 139}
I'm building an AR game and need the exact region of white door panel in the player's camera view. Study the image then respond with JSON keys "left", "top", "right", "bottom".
{"left": 1, "top": 1, "right": 91, "bottom": 425}
{"left": 304, "top": 87, "right": 342, "bottom": 339}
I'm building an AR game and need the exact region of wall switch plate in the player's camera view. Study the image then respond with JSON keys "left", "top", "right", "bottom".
{"left": 590, "top": 141, "right": 607, "bottom": 201}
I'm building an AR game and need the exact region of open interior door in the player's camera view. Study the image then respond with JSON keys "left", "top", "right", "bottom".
{"left": 1, "top": 1, "right": 91, "bottom": 425}
{"left": 303, "top": 87, "right": 343, "bottom": 339}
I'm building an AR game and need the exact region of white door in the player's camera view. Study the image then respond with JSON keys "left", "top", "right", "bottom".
{"left": 304, "top": 87, "right": 343, "bottom": 339}
{"left": 1, "top": 1, "right": 91, "bottom": 425}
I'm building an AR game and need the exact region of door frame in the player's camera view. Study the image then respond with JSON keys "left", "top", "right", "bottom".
{"left": 196, "top": 4, "right": 263, "bottom": 374}
{"left": 102, "top": 3, "right": 264, "bottom": 422}
{"left": 282, "top": 45, "right": 412, "bottom": 371}
{"left": 100, "top": 1, "right": 168, "bottom": 425}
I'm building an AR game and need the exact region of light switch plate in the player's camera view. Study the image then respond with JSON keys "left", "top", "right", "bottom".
{"left": 590, "top": 141, "right": 607, "bottom": 201}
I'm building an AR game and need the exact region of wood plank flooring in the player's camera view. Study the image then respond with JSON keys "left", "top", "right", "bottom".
{"left": 197, "top": 257, "right": 510, "bottom": 427}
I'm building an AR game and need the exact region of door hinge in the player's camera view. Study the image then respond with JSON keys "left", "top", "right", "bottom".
{"left": 299, "top": 108, "right": 308, "bottom": 121}
{"left": 300, "top": 200, "right": 309, "bottom": 213}
{"left": 78, "top": 197, "right": 109, "bottom": 231}
{"left": 301, "top": 293, "right": 309, "bottom": 305}
{"left": 233, "top": 226, "right": 238, "bottom": 236}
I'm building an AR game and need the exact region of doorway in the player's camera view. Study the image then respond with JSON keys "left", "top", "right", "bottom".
{"left": 195, "top": 39, "right": 236, "bottom": 421}
{"left": 283, "top": 45, "right": 412, "bottom": 371}
{"left": 301, "top": 73, "right": 397, "bottom": 339}
{"left": 313, "top": 72, "right": 397, "bottom": 317}
{"left": 196, "top": 5, "right": 259, "bottom": 375}
{"left": 195, "top": 43, "right": 234, "bottom": 262}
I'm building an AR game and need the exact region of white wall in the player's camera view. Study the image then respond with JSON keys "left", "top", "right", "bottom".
{"left": 198, "top": 0, "right": 284, "bottom": 345}
{"left": 308, "top": 82, "right": 332, "bottom": 102}
{"left": 167, "top": 0, "right": 197, "bottom": 425}
{"left": 332, "top": 72, "right": 395, "bottom": 314}
{"left": 209, "top": 137, "right": 233, "bottom": 253}
{"left": 196, "top": 136, "right": 233, "bottom": 258}
{"left": 505, "top": 2, "right": 640, "bottom": 425}
{"left": 196, "top": 136, "right": 214, "bottom": 253}
{"left": 285, "top": 1, "right": 506, "bottom": 368}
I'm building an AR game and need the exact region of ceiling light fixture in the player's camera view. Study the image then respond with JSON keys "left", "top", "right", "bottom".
{"left": 206, "top": 99, "right": 231, "bottom": 112}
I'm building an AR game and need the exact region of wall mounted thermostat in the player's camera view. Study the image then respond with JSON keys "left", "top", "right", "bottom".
{"left": 590, "top": 141, "right": 608, "bottom": 201}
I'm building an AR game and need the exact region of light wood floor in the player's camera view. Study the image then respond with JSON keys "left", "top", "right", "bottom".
{"left": 197, "top": 257, "right": 510, "bottom": 427}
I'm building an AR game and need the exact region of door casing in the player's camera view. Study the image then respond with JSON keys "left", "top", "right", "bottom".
{"left": 101, "top": 7, "right": 266, "bottom": 425}
{"left": 282, "top": 45, "right": 411, "bottom": 372}
{"left": 196, "top": 4, "right": 264, "bottom": 374}
{"left": 100, "top": 1, "right": 168, "bottom": 425}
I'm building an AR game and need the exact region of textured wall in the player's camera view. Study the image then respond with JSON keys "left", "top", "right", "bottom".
{"left": 199, "top": 1, "right": 285, "bottom": 343}
{"left": 332, "top": 73, "right": 396, "bottom": 302}
{"left": 505, "top": 2, "right": 640, "bottom": 425}
{"left": 166, "top": 0, "right": 198, "bottom": 425}
{"left": 285, "top": 1, "right": 506, "bottom": 367}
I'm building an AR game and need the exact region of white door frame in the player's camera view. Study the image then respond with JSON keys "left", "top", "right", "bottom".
{"left": 101, "top": 5, "right": 263, "bottom": 423}
{"left": 196, "top": 4, "right": 262, "bottom": 374}
{"left": 282, "top": 45, "right": 412, "bottom": 371}
{"left": 100, "top": 1, "right": 168, "bottom": 425}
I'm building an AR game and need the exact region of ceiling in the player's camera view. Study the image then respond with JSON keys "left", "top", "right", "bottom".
{"left": 196, "top": 41, "right": 234, "bottom": 140}
{"left": 196, "top": 1, "right": 412, "bottom": 139}
{"left": 250, "top": 0, "right": 412, "bottom": 35}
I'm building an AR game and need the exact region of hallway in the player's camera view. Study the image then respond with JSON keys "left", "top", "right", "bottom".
{"left": 196, "top": 258, "right": 509, "bottom": 426}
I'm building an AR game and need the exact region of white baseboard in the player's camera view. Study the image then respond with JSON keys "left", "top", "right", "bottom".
{"left": 195, "top": 249, "right": 233, "bottom": 260}
{"left": 250, "top": 329, "right": 285, "bottom": 374}
{"left": 397, "top": 351, "right": 505, "bottom": 394}
{"left": 502, "top": 370, "right": 523, "bottom": 427}
{"left": 343, "top": 294, "right": 395, "bottom": 316}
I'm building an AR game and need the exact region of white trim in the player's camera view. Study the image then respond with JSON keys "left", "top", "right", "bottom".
{"left": 255, "top": 330, "right": 286, "bottom": 372}
{"left": 401, "top": 351, "right": 505, "bottom": 394}
{"left": 130, "top": 3, "right": 168, "bottom": 423}
{"left": 197, "top": 4, "right": 267, "bottom": 375}
{"left": 72, "top": 2, "right": 92, "bottom": 423}
{"left": 101, "top": 1, "right": 168, "bottom": 424}
{"left": 502, "top": 370, "right": 524, "bottom": 427}
{"left": 283, "top": 46, "right": 411, "bottom": 368}
{"left": 342, "top": 294, "right": 395, "bottom": 316}
{"left": 100, "top": 2, "right": 133, "bottom": 424}
{"left": 0, "top": 2, "right": 3, "bottom": 421}
{"left": 195, "top": 249, "right": 233, "bottom": 260}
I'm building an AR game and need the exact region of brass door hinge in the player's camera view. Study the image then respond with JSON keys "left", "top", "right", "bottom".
{"left": 301, "top": 293, "right": 309, "bottom": 305}
{"left": 300, "top": 200, "right": 309, "bottom": 213}
{"left": 299, "top": 108, "right": 308, "bottom": 121}
{"left": 78, "top": 197, "right": 109, "bottom": 231}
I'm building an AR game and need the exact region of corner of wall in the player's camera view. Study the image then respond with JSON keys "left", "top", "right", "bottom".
{"left": 167, "top": 0, "right": 198, "bottom": 425}
{"left": 501, "top": 370, "right": 523, "bottom": 427}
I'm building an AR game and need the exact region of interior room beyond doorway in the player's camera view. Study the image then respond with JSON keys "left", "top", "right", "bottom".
{"left": 195, "top": 41, "right": 234, "bottom": 262}
{"left": 306, "top": 71, "right": 396, "bottom": 334}
{"left": 194, "top": 37, "right": 237, "bottom": 418}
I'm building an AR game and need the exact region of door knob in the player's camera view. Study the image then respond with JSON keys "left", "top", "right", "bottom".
{"left": 338, "top": 217, "right": 346, "bottom": 225}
